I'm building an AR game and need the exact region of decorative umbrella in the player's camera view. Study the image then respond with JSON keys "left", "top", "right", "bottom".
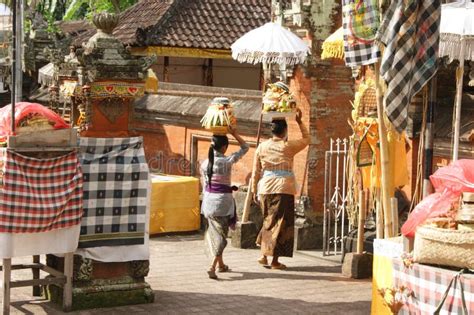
{"left": 231, "top": 22, "right": 310, "bottom": 67}
{"left": 321, "top": 27, "right": 344, "bottom": 60}
{"left": 439, "top": 0, "right": 474, "bottom": 161}
{"left": 231, "top": 21, "right": 310, "bottom": 223}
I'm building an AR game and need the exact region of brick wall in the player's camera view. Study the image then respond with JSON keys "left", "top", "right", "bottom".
{"left": 301, "top": 0, "right": 354, "bottom": 215}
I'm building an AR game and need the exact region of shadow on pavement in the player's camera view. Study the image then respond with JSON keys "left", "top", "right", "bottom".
{"left": 210, "top": 270, "right": 367, "bottom": 283}
{"left": 152, "top": 290, "right": 371, "bottom": 314}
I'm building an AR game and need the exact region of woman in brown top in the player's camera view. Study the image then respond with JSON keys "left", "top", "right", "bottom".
{"left": 251, "top": 109, "right": 309, "bottom": 269}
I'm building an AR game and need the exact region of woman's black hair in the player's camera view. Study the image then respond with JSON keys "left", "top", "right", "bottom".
{"left": 207, "top": 135, "right": 229, "bottom": 187}
{"left": 271, "top": 119, "right": 288, "bottom": 137}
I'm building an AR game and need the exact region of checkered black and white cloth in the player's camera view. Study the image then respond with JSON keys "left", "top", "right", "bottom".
{"left": 342, "top": 0, "right": 381, "bottom": 67}
{"left": 0, "top": 150, "right": 83, "bottom": 233}
{"left": 78, "top": 137, "right": 149, "bottom": 248}
{"left": 377, "top": 0, "right": 441, "bottom": 133}
{"left": 393, "top": 259, "right": 474, "bottom": 314}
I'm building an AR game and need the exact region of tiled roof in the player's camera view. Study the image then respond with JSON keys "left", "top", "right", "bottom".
{"left": 57, "top": 20, "right": 93, "bottom": 37}
{"left": 72, "top": 0, "right": 173, "bottom": 46}
{"left": 144, "top": 0, "right": 271, "bottom": 49}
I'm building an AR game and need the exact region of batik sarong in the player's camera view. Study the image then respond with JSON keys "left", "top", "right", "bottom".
{"left": 205, "top": 216, "right": 230, "bottom": 257}
{"left": 257, "top": 194, "right": 295, "bottom": 258}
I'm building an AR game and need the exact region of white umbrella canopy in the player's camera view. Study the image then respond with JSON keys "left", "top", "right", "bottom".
{"left": 439, "top": 0, "right": 474, "bottom": 62}
{"left": 231, "top": 22, "right": 310, "bottom": 66}
{"left": 439, "top": 0, "right": 474, "bottom": 161}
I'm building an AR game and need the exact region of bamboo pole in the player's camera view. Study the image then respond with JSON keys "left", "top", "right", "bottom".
{"left": 390, "top": 197, "right": 399, "bottom": 236}
{"left": 241, "top": 63, "right": 270, "bottom": 223}
{"left": 452, "top": 39, "right": 465, "bottom": 162}
{"left": 422, "top": 76, "right": 436, "bottom": 198}
{"left": 375, "top": 188, "right": 384, "bottom": 239}
{"left": 10, "top": 0, "right": 16, "bottom": 134}
{"left": 357, "top": 190, "right": 366, "bottom": 254}
{"left": 374, "top": 62, "right": 394, "bottom": 238}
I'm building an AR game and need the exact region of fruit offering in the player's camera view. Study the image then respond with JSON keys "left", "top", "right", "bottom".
{"left": 200, "top": 97, "right": 236, "bottom": 134}
{"left": 262, "top": 81, "right": 296, "bottom": 113}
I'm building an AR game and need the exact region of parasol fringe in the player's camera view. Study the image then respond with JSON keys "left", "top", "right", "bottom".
{"left": 232, "top": 51, "right": 309, "bottom": 66}
{"left": 439, "top": 33, "right": 474, "bottom": 63}
{"left": 321, "top": 40, "right": 344, "bottom": 60}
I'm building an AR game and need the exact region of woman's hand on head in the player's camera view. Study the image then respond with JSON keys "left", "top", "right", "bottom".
{"left": 295, "top": 108, "right": 303, "bottom": 123}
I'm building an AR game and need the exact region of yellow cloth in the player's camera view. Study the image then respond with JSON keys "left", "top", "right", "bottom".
{"left": 149, "top": 174, "right": 200, "bottom": 235}
{"left": 145, "top": 69, "right": 158, "bottom": 93}
{"left": 371, "top": 238, "right": 403, "bottom": 315}
{"left": 356, "top": 118, "right": 408, "bottom": 191}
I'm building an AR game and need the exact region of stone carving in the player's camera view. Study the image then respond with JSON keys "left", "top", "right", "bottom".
{"left": 97, "top": 97, "right": 127, "bottom": 123}
{"left": 93, "top": 12, "right": 120, "bottom": 34}
{"left": 73, "top": 255, "right": 93, "bottom": 282}
{"left": 129, "top": 260, "right": 150, "bottom": 279}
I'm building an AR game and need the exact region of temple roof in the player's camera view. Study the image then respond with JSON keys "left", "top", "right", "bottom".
{"left": 63, "top": 0, "right": 270, "bottom": 49}
{"left": 133, "top": 82, "right": 270, "bottom": 136}
{"left": 144, "top": 0, "right": 271, "bottom": 49}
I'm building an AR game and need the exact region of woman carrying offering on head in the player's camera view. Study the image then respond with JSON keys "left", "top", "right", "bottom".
{"left": 251, "top": 108, "right": 309, "bottom": 269}
{"left": 200, "top": 126, "right": 249, "bottom": 279}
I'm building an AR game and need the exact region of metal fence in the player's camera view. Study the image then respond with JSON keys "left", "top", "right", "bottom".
{"left": 323, "top": 138, "right": 352, "bottom": 257}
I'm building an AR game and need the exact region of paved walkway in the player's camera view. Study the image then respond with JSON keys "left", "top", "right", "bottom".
{"left": 6, "top": 234, "right": 372, "bottom": 314}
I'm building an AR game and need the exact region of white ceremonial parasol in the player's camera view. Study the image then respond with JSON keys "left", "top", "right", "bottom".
{"left": 231, "top": 21, "right": 310, "bottom": 224}
{"left": 439, "top": 0, "right": 474, "bottom": 161}
{"left": 231, "top": 22, "right": 310, "bottom": 67}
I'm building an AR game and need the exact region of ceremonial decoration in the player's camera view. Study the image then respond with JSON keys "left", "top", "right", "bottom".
{"left": 262, "top": 81, "right": 296, "bottom": 118}
{"left": 200, "top": 97, "right": 236, "bottom": 135}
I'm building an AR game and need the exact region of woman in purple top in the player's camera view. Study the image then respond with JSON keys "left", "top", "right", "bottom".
{"left": 200, "top": 126, "right": 249, "bottom": 279}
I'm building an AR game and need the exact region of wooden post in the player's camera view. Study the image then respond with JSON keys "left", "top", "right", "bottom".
{"left": 62, "top": 253, "right": 73, "bottom": 312}
{"left": 32, "top": 255, "right": 40, "bottom": 297}
{"left": 241, "top": 63, "right": 270, "bottom": 223}
{"left": 163, "top": 56, "right": 170, "bottom": 83}
{"left": 452, "top": 39, "right": 465, "bottom": 162}
{"left": 10, "top": 0, "right": 17, "bottom": 134}
{"left": 2, "top": 258, "right": 11, "bottom": 315}
{"left": 357, "top": 190, "right": 366, "bottom": 254}
{"left": 375, "top": 191, "right": 384, "bottom": 239}
{"left": 374, "top": 62, "right": 394, "bottom": 238}
{"left": 242, "top": 112, "right": 264, "bottom": 222}
{"left": 422, "top": 76, "right": 436, "bottom": 198}
{"left": 390, "top": 197, "right": 399, "bottom": 237}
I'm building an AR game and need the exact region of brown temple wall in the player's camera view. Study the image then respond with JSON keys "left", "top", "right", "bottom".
{"left": 130, "top": 118, "right": 312, "bottom": 194}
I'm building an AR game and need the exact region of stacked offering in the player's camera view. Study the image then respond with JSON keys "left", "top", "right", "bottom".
{"left": 262, "top": 81, "right": 297, "bottom": 118}
{"left": 401, "top": 160, "right": 474, "bottom": 270}
{"left": 200, "top": 97, "right": 236, "bottom": 135}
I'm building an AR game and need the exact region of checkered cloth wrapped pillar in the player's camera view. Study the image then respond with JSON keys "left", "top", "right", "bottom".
{"left": 377, "top": 0, "right": 441, "bottom": 133}
{"left": 0, "top": 150, "right": 83, "bottom": 233}
{"left": 78, "top": 137, "right": 149, "bottom": 248}
{"left": 342, "top": 0, "right": 381, "bottom": 67}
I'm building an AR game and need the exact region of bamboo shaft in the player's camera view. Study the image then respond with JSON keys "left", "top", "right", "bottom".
{"left": 423, "top": 76, "right": 436, "bottom": 198}
{"left": 242, "top": 64, "right": 269, "bottom": 223}
{"left": 2, "top": 258, "right": 11, "bottom": 315}
{"left": 375, "top": 189, "right": 384, "bottom": 239}
{"left": 390, "top": 197, "right": 399, "bottom": 237}
{"left": 452, "top": 39, "right": 465, "bottom": 162}
{"left": 374, "top": 62, "right": 394, "bottom": 238}
{"left": 357, "top": 190, "right": 366, "bottom": 254}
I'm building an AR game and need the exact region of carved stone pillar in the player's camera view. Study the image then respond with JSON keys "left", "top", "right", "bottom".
{"left": 46, "top": 12, "right": 156, "bottom": 310}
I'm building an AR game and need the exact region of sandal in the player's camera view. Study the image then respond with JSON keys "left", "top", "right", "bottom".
{"left": 271, "top": 263, "right": 287, "bottom": 270}
{"left": 207, "top": 268, "right": 218, "bottom": 279}
{"left": 218, "top": 264, "right": 230, "bottom": 272}
{"left": 258, "top": 256, "right": 268, "bottom": 266}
